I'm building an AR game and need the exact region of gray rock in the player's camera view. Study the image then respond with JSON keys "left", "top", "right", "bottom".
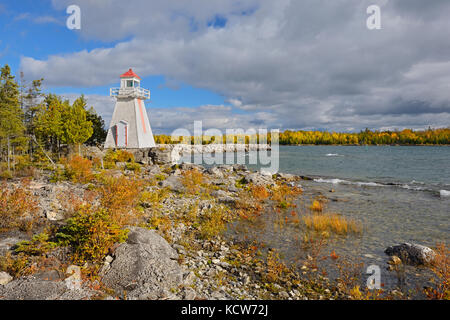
{"left": 276, "top": 172, "right": 297, "bottom": 181}
{"left": 0, "top": 276, "right": 95, "bottom": 300}
{"left": 159, "top": 175, "right": 183, "bottom": 193}
{"left": 179, "top": 163, "right": 204, "bottom": 172}
{"left": 149, "top": 147, "right": 174, "bottom": 164}
{"left": 244, "top": 172, "right": 274, "bottom": 186}
{"left": 207, "top": 167, "right": 224, "bottom": 178}
{"left": 182, "top": 287, "right": 197, "bottom": 300}
{"left": 101, "top": 227, "right": 184, "bottom": 299}
{"left": 217, "top": 165, "right": 233, "bottom": 173}
{"left": 385, "top": 243, "right": 436, "bottom": 265}
{"left": 0, "top": 272, "right": 13, "bottom": 286}
{"left": 232, "top": 164, "right": 248, "bottom": 172}
{"left": 0, "top": 237, "right": 21, "bottom": 255}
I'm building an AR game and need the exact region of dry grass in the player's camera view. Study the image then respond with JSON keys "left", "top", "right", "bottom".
{"left": 302, "top": 213, "right": 362, "bottom": 235}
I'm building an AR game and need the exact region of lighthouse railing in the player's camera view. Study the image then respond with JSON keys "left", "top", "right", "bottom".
{"left": 110, "top": 87, "right": 150, "bottom": 100}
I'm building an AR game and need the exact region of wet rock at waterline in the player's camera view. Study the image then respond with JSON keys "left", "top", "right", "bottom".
{"left": 385, "top": 243, "right": 436, "bottom": 266}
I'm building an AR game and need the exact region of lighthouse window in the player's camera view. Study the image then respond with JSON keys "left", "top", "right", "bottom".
{"left": 126, "top": 80, "right": 133, "bottom": 87}
{"left": 134, "top": 80, "right": 139, "bottom": 87}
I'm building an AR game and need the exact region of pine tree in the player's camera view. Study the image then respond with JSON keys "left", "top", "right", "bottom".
{"left": 0, "top": 65, "right": 26, "bottom": 170}
{"left": 85, "top": 107, "right": 107, "bottom": 146}
{"left": 62, "top": 95, "right": 93, "bottom": 154}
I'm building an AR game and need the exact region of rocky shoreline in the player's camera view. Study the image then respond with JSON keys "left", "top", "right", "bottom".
{"left": 0, "top": 152, "right": 443, "bottom": 300}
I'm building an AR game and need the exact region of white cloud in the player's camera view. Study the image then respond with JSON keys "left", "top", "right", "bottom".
{"left": 19, "top": 0, "right": 450, "bottom": 132}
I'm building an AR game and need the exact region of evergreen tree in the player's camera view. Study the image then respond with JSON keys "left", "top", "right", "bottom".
{"left": 85, "top": 107, "right": 107, "bottom": 146}
{"left": 0, "top": 65, "right": 26, "bottom": 168}
{"left": 62, "top": 95, "right": 93, "bottom": 154}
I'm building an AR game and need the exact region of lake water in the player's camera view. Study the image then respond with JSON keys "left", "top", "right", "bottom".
{"left": 182, "top": 145, "right": 450, "bottom": 294}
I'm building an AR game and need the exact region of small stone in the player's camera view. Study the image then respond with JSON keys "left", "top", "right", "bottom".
{"left": 45, "top": 210, "right": 65, "bottom": 221}
{"left": 0, "top": 272, "right": 13, "bottom": 286}
{"left": 105, "top": 255, "right": 113, "bottom": 264}
{"left": 279, "top": 291, "right": 289, "bottom": 299}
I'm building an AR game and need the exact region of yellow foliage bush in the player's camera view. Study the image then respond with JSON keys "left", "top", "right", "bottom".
{"left": 97, "top": 175, "right": 144, "bottom": 226}
{"left": 64, "top": 155, "right": 93, "bottom": 184}
{"left": 302, "top": 213, "right": 361, "bottom": 235}
{"left": 181, "top": 169, "right": 204, "bottom": 194}
{"left": 57, "top": 206, "right": 128, "bottom": 263}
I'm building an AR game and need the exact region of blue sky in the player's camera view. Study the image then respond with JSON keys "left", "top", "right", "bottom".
{"left": 0, "top": 0, "right": 230, "bottom": 122}
{"left": 1, "top": 0, "right": 450, "bottom": 133}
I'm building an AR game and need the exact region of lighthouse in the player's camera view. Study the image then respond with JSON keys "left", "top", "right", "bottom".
{"left": 104, "top": 68, "right": 156, "bottom": 149}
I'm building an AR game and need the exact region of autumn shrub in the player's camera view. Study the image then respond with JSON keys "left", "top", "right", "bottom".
{"left": 57, "top": 206, "right": 128, "bottom": 263}
{"left": 139, "top": 188, "right": 170, "bottom": 212}
{"left": 125, "top": 162, "right": 141, "bottom": 173}
{"left": 198, "top": 205, "right": 229, "bottom": 239}
{"left": 251, "top": 185, "right": 269, "bottom": 201}
{"left": 271, "top": 184, "right": 302, "bottom": 208}
{"left": 265, "top": 249, "right": 288, "bottom": 283}
{"left": 97, "top": 175, "right": 144, "bottom": 226}
{"left": 0, "top": 252, "right": 31, "bottom": 278}
{"left": 302, "top": 213, "right": 361, "bottom": 235}
{"left": 181, "top": 169, "right": 204, "bottom": 194}
{"left": 64, "top": 155, "right": 93, "bottom": 183}
{"left": 0, "top": 181, "right": 39, "bottom": 231}
{"left": 15, "top": 232, "right": 58, "bottom": 256}
{"left": 425, "top": 243, "right": 450, "bottom": 300}
{"left": 104, "top": 149, "right": 134, "bottom": 163}
{"left": 310, "top": 200, "right": 324, "bottom": 213}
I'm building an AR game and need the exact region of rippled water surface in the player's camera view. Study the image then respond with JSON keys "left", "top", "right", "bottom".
{"left": 183, "top": 146, "right": 450, "bottom": 293}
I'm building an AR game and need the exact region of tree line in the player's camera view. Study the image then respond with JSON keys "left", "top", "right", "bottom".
{"left": 0, "top": 64, "right": 106, "bottom": 172}
{"left": 278, "top": 128, "right": 450, "bottom": 145}
{"left": 154, "top": 127, "right": 450, "bottom": 146}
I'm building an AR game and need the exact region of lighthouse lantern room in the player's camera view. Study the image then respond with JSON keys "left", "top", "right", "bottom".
{"left": 104, "top": 68, "right": 156, "bottom": 149}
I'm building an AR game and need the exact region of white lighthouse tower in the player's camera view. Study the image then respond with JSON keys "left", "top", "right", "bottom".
{"left": 104, "top": 68, "right": 156, "bottom": 149}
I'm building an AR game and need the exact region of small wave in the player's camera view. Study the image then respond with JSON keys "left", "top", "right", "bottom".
{"left": 314, "top": 178, "right": 349, "bottom": 184}
{"left": 313, "top": 178, "right": 383, "bottom": 187}
{"left": 440, "top": 190, "right": 450, "bottom": 197}
{"left": 314, "top": 178, "right": 427, "bottom": 190}
{"left": 401, "top": 184, "right": 426, "bottom": 191}
{"left": 325, "top": 153, "right": 340, "bottom": 157}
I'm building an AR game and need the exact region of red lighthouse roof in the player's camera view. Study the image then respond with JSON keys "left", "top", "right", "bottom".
{"left": 120, "top": 68, "right": 141, "bottom": 80}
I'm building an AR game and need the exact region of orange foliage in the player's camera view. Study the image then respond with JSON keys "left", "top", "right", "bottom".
{"left": 97, "top": 175, "right": 144, "bottom": 226}
{"left": 64, "top": 155, "right": 93, "bottom": 184}
{"left": 0, "top": 180, "right": 39, "bottom": 231}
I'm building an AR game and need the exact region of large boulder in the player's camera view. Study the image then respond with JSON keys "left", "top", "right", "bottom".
{"left": 0, "top": 276, "right": 96, "bottom": 300}
{"left": 101, "top": 227, "right": 184, "bottom": 299}
{"left": 385, "top": 243, "right": 436, "bottom": 265}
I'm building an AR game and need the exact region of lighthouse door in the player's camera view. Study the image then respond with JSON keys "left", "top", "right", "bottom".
{"left": 115, "top": 121, "right": 128, "bottom": 148}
